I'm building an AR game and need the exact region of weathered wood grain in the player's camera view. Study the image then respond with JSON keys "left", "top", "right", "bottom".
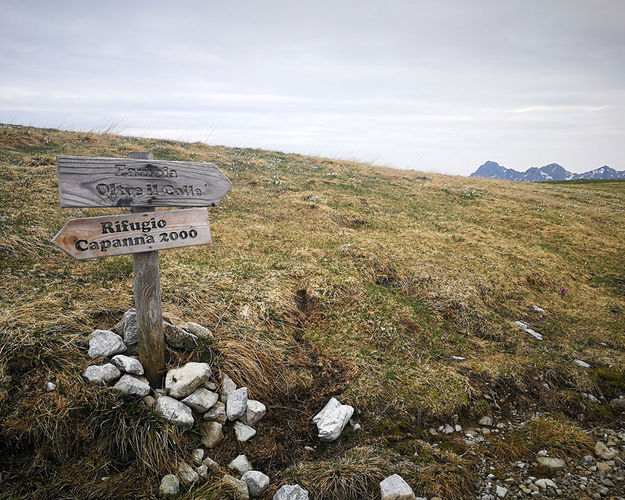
{"left": 129, "top": 152, "right": 164, "bottom": 387}
{"left": 51, "top": 208, "right": 212, "bottom": 259}
{"left": 132, "top": 228, "right": 165, "bottom": 386}
{"left": 56, "top": 155, "right": 232, "bottom": 208}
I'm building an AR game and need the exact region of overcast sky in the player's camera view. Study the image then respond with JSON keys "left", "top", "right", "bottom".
{"left": 1, "top": 1, "right": 624, "bottom": 175}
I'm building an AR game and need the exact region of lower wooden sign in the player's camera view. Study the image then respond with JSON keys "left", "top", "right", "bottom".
{"left": 52, "top": 208, "right": 211, "bottom": 259}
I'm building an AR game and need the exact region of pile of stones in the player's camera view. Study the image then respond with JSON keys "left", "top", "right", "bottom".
{"left": 80, "top": 309, "right": 276, "bottom": 499}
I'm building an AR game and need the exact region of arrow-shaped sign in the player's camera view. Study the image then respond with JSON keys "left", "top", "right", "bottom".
{"left": 56, "top": 155, "right": 232, "bottom": 208}
{"left": 52, "top": 208, "right": 212, "bottom": 259}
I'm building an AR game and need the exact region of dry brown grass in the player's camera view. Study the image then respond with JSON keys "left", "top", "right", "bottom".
{"left": 0, "top": 123, "right": 623, "bottom": 498}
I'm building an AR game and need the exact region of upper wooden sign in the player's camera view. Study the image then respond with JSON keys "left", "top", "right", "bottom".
{"left": 52, "top": 208, "right": 212, "bottom": 259}
{"left": 56, "top": 155, "right": 232, "bottom": 208}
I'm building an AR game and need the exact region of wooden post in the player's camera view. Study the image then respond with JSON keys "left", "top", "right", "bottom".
{"left": 127, "top": 152, "right": 165, "bottom": 386}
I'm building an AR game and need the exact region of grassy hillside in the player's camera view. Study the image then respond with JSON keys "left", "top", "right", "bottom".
{"left": 1, "top": 123, "right": 624, "bottom": 499}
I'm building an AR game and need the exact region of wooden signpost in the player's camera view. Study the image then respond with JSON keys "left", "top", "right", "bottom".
{"left": 52, "top": 208, "right": 212, "bottom": 259}
{"left": 53, "top": 152, "right": 231, "bottom": 386}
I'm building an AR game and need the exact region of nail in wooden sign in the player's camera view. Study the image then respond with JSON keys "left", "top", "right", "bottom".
{"left": 56, "top": 155, "right": 232, "bottom": 208}
{"left": 52, "top": 208, "right": 212, "bottom": 259}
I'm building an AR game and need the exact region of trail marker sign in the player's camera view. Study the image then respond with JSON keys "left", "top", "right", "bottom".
{"left": 52, "top": 152, "right": 231, "bottom": 386}
{"left": 52, "top": 208, "right": 212, "bottom": 259}
{"left": 56, "top": 155, "right": 232, "bottom": 207}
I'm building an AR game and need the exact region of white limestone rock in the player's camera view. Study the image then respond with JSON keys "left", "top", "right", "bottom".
{"left": 273, "top": 484, "right": 309, "bottom": 500}
{"left": 537, "top": 456, "right": 565, "bottom": 469}
{"left": 204, "top": 401, "right": 227, "bottom": 424}
{"left": 46, "top": 381, "right": 57, "bottom": 391}
{"left": 514, "top": 320, "right": 543, "bottom": 340}
{"left": 122, "top": 309, "right": 138, "bottom": 345}
{"left": 154, "top": 396, "right": 194, "bottom": 430}
{"left": 496, "top": 485, "right": 508, "bottom": 498}
{"left": 186, "top": 321, "right": 213, "bottom": 339}
{"left": 573, "top": 359, "right": 590, "bottom": 368}
{"left": 240, "top": 400, "right": 266, "bottom": 426}
{"left": 159, "top": 474, "right": 180, "bottom": 499}
{"left": 111, "top": 354, "right": 144, "bottom": 375}
{"left": 200, "top": 421, "right": 223, "bottom": 448}
{"left": 227, "top": 387, "right": 248, "bottom": 421}
{"left": 83, "top": 363, "right": 121, "bottom": 386}
{"left": 165, "top": 362, "right": 212, "bottom": 399}
{"left": 88, "top": 330, "right": 127, "bottom": 359}
{"left": 595, "top": 441, "right": 618, "bottom": 460}
{"left": 182, "top": 388, "right": 218, "bottom": 413}
{"left": 222, "top": 474, "right": 250, "bottom": 500}
{"left": 163, "top": 321, "right": 198, "bottom": 351}
{"left": 220, "top": 374, "right": 237, "bottom": 402}
{"left": 191, "top": 448, "right": 204, "bottom": 465}
{"left": 196, "top": 464, "right": 208, "bottom": 480}
{"left": 202, "top": 456, "right": 218, "bottom": 469}
{"left": 178, "top": 462, "right": 199, "bottom": 484}
{"left": 312, "top": 397, "right": 354, "bottom": 442}
{"left": 234, "top": 421, "right": 256, "bottom": 442}
{"left": 478, "top": 416, "right": 494, "bottom": 426}
{"left": 113, "top": 374, "right": 150, "bottom": 397}
{"left": 242, "top": 471, "right": 270, "bottom": 497}
{"left": 380, "top": 474, "right": 416, "bottom": 500}
{"left": 229, "top": 454, "right": 252, "bottom": 475}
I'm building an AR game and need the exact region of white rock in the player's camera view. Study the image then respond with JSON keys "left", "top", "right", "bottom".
{"left": 531, "top": 305, "right": 545, "bottom": 313}
{"left": 242, "top": 471, "right": 270, "bottom": 497}
{"left": 379, "top": 474, "right": 416, "bottom": 500}
{"left": 202, "top": 456, "right": 218, "bottom": 469}
{"left": 159, "top": 474, "right": 180, "bottom": 498}
{"left": 122, "top": 309, "right": 137, "bottom": 345}
{"left": 227, "top": 387, "right": 249, "bottom": 420}
{"left": 111, "top": 354, "right": 144, "bottom": 375}
{"left": 205, "top": 381, "right": 218, "bottom": 391}
{"left": 478, "top": 416, "right": 494, "bottom": 426}
{"left": 182, "top": 388, "right": 219, "bottom": 412}
{"left": 200, "top": 421, "right": 223, "bottom": 448}
{"left": 496, "top": 485, "right": 508, "bottom": 498}
{"left": 535, "top": 478, "right": 557, "bottom": 490}
{"left": 443, "top": 424, "right": 454, "bottom": 434}
{"left": 46, "top": 381, "right": 56, "bottom": 391}
{"left": 240, "top": 400, "right": 266, "bottom": 426}
{"left": 229, "top": 454, "right": 252, "bottom": 475}
{"left": 186, "top": 321, "right": 213, "bottom": 339}
{"left": 113, "top": 374, "right": 150, "bottom": 397}
{"left": 204, "top": 401, "right": 227, "bottom": 424}
{"left": 178, "top": 462, "right": 199, "bottom": 484}
{"left": 312, "top": 397, "right": 354, "bottom": 442}
{"left": 88, "top": 330, "right": 127, "bottom": 359}
{"left": 154, "top": 396, "right": 194, "bottom": 430}
{"left": 220, "top": 374, "right": 237, "bottom": 402}
{"left": 163, "top": 321, "right": 198, "bottom": 350}
{"left": 573, "top": 359, "right": 590, "bottom": 368}
{"left": 165, "top": 362, "right": 212, "bottom": 398}
{"left": 537, "top": 457, "right": 565, "bottom": 469}
{"left": 514, "top": 321, "right": 543, "bottom": 340}
{"left": 454, "top": 424, "right": 462, "bottom": 433}
{"left": 83, "top": 363, "right": 121, "bottom": 385}
{"left": 222, "top": 474, "right": 250, "bottom": 500}
{"left": 191, "top": 448, "right": 204, "bottom": 464}
{"left": 451, "top": 355, "right": 467, "bottom": 361}
{"left": 196, "top": 464, "right": 208, "bottom": 479}
{"left": 234, "top": 421, "right": 256, "bottom": 442}
{"left": 595, "top": 441, "right": 618, "bottom": 460}
{"left": 273, "top": 484, "right": 309, "bottom": 500}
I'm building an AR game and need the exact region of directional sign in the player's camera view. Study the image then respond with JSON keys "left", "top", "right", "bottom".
{"left": 56, "top": 155, "right": 232, "bottom": 208}
{"left": 52, "top": 208, "right": 212, "bottom": 259}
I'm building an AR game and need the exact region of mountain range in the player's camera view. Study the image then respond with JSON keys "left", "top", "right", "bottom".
{"left": 470, "top": 161, "right": 625, "bottom": 182}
